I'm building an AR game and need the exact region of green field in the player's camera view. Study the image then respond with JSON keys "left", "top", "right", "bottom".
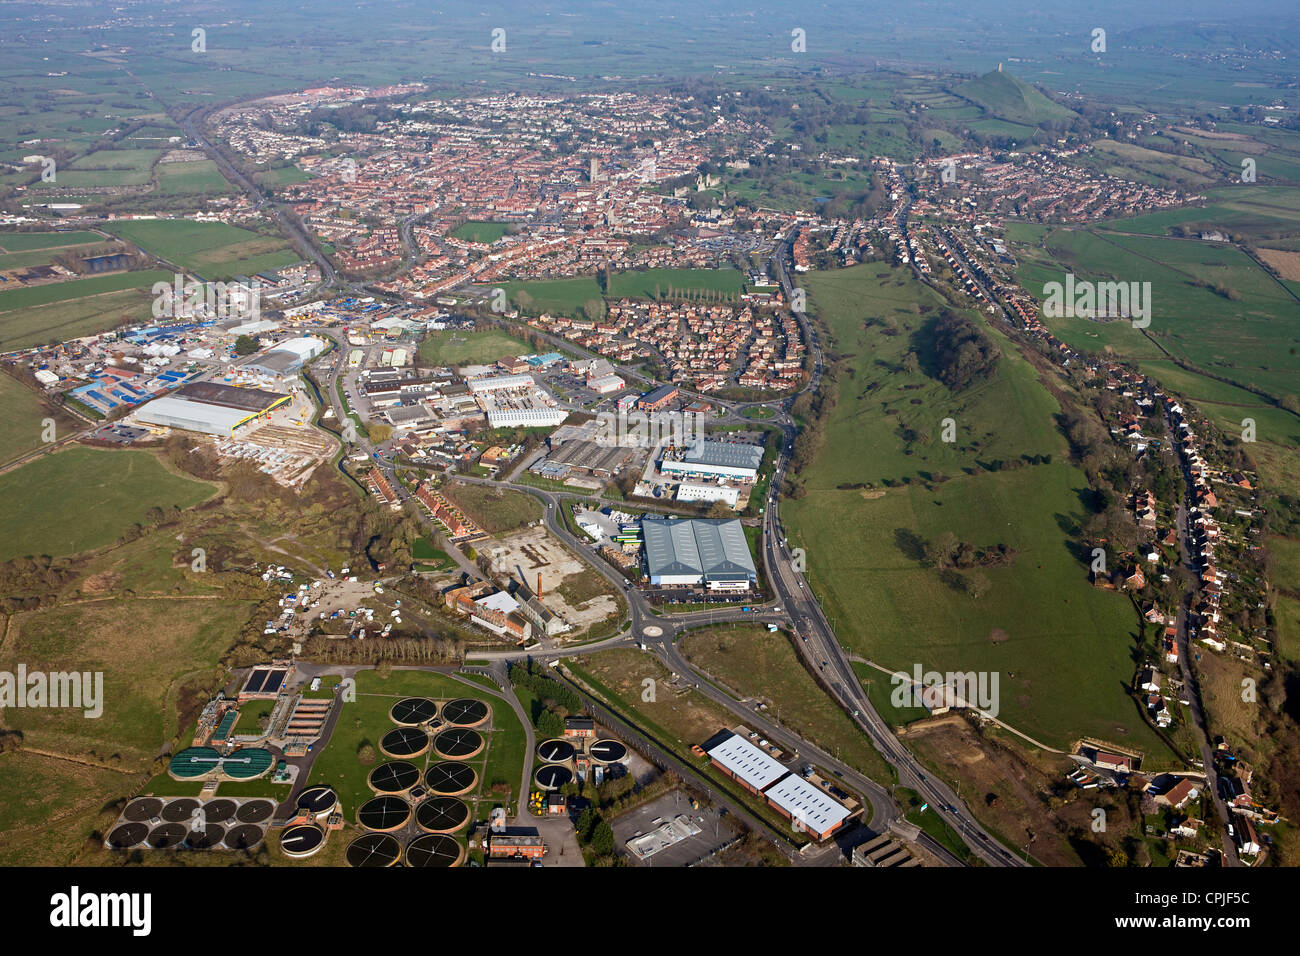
{"left": 0, "top": 595, "right": 254, "bottom": 865}
{"left": 29, "top": 148, "right": 160, "bottom": 189}
{"left": 105, "top": 219, "right": 298, "bottom": 280}
{"left": 491, "top": 277, "right": 605, "bottom": 318}
{"left": 450, "top": 221, "right": 509, "bottom": 243}
{"left": 1006, "top": 215, "right": 1300, "bottom": 496}
{"left": 0, "top": 286, "right": 158, "bottom": 351}
{"left": 0, "top": 597, "right": 251, "bottom": 775}
{"left": 416, "top": 328, "right": 533, "bottom": 367}
{"left": 155, "top": 159, "right": 231, "bottom": 194}
{"left": 0, "top": 752, "right": 135, "bottom": 865}
{"left": 0, "top": 374, "right": 54, "bottom": 466}
{"left": 411, "top": 537, "right": 452, "bottom": 569}
{"left": 0, "top": 269, "right": 171, "bottom": 315}
{"left": 781, "top": 263, "right": 1169, "bottom": 754}
{"left": 255, "top": 165, "right": 311, "bottom": 188}
{"left": 1094, "top": 186, "right": 1300, "bottom": 243}
{"left": 0, "top": 241, "right": 106, "bottom": 273}
{"left": 1009, "top": 225, "right": 1300, "bottom": 404}
{"left": 488, "top": 268, "right": 746, "bottom": 319}
{"left": 0, "top": 231, "right": 105, "bottom": 252}
{"left": 0, "top": 446, "right": 215, "bottom": 560}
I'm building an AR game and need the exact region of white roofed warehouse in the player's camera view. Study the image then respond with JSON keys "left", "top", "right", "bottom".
{"left": 240, "top": 336, "right": 327, "bottom": 376}
{"left": 764, "top": 773, "right": 853, "bottom": 841}
{"left": 641, "top": 517, "right": 756, "bottom": 591}
{"left": 134, "top": 382, "right": 290, "bottom": 437}
{"left": 703, "top": 730, "right": 786, "bottom": 794}
{"left": 702, "top": 729, "right": 856, "bottom": 841}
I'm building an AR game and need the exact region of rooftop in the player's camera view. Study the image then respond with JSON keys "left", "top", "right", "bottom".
{"left": 642, "top": 517, "right": 756, "bottom": 581}
{"left": 174, "top": 381, "right": 288, "bottom": 413}
{"left": 704, "top": 730, "right": 786, "bottom": 792}
{"left": 764, "top": 774, "right": 852, "bottom": 834}
{"left": 679, "top": 439, "right": 764, "bottom": 471}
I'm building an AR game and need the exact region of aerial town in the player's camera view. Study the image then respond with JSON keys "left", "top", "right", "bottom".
{"left": 0, "top": 0, "right": 1296, "bottom": 932}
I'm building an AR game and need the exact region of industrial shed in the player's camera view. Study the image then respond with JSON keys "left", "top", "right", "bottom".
{"left": 240, "top": 336, "right": 327, "bottom": 376}
{"left": 641, "top": 517, "right": 756, "bottom": 590}
{"left": 135, "top": 382, "right": 289, "bottom": 436}
{"left": 136, "top": 396, "right": 262, "bottom": 436}
{"left": 660, "top": 439, "right": 764, "bottom": 482}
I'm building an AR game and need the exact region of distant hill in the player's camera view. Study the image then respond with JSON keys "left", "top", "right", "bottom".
{"left": 952, "top": 69, "right": 1076, "bottom": 127}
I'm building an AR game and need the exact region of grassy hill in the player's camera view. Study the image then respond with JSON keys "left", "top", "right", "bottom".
{"left": 952, "top": 69, "right": 1075, "bottom": 127}
{"left": 781, "top": 263, "right": 1169, "bottom": 755}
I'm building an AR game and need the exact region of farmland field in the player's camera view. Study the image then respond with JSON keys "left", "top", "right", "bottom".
{"left": 0, "top": 269, "right": 171, "bottom": 314}
{"left": 255, "top": 165, "right": 311, "bottom": 188}
{"left": 0, "top": 231, "right": 105, "bottom": 252}
{"left": 606, "top": 267, "right": 746, "bottom": 299}
{"left": 105, "top": 219, "right": 298, "bottom": 279}
{"left": 0, "top": 446, "right": 215, "bottom": 561}
{"left": 29, "top": 148, "right": 161, "bottom": 189}
{"left": 1093, "top": 186, "right": 1300, "bottom": 242}
{"left": 0, "top": 241, "right": 106, "bottom": 273}
{"left": 0, "top": 286, "right": 158, "bottom": 351}
{"left": 1009, "top": 225, "right": 1300, "bottom": 403}
{"left": 1005, "top": 213, "right": 1300, "bottom": 495}
{"left": 780, "top": 263, "right": 1170, "bottom": 754}
{"left": 155, "top": 159, "right": 231, "bottom": 194}
{"left": 0, "top": 373, "right": 54, "bottom": 466}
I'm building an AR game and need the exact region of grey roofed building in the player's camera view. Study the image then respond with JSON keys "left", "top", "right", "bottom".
{"left": 548, "top": 439, "right": 633, "bottom": 477}
{"left": 660, "top": 439, "right": 765, "bottom": 481}
{"left": 681, "top": 440, "right": 764, "bottom": 471}
{"left": 239, "top": 350, "right": 301, "bottom": 376}
{"left": 385, "top": 403, "right": 437, "bottom": 424}
{"left": 174, "top": 381, "right": 287, "bottom": 413}
{"left": 642, "top": 517, "right": 756, "bottom": 587}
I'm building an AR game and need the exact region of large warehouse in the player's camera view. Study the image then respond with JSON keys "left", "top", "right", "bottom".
{"left": 641, "top": 517, "right": 756, "bottom": 591}
{"left": 660, "top": 440, "right": 764, "bottom": 482}
{"left": 240, "top": 336, "right": 327, "bottom": 376}
{"left": 135, "top": 382, "right": 290, "bottom": 436}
